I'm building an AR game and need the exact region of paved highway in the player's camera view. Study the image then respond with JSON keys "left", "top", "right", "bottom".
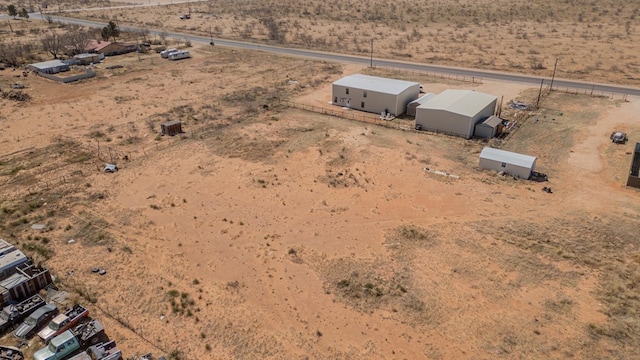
{"left": 31, "top": 14, "right": 640, "bottom": 97}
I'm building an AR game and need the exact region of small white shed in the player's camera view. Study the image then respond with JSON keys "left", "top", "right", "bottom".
{"left": 479, "top": 147, "right": 536, "bottom": 179}
{"left": 474, "top": 116, "right": 504, "bottom": 138}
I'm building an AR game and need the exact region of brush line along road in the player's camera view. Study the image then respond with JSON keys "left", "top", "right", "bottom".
{"left": 42, "top": 14, "right": 640, "bottom": 97}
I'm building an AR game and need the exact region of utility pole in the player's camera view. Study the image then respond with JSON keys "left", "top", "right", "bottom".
{"left": 370, "top": 39, "right": 373, "bottom": 68}
{"left": 536, "top": 79, "right": 544, "bottom": 107}
{"left": 549, "top": 58, "right": 559, "bottom": 91}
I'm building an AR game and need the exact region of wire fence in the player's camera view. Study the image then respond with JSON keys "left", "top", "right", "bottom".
{"left": 280, "top": 99, "right": 413, "bottom": 130}
{"left": 372, "top": 65, "right": 483, "bottom": 84}
{"left": 550, "top": 85, "right": 630, "bottom": 101}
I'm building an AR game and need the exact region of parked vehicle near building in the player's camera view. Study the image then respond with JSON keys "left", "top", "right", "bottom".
{"left": 0, "top": 294, "right": 45, "bottom": 334}
{"left": 37, "top": 304, "right": 88, "bottom": 343}
{"left": 611, "top": 131, "right": 628, "bottom": 144}
{"left": 0, "top": 345, "right": 23, "bottom": 360}
{"left": 67, "top": 341, "right": 121, "bottom": 360}
{"left": 33, "top": 320, "right": 105, "bottom": 360}
{"left": 14, "top": 304, "right": 58, "bottom": 339}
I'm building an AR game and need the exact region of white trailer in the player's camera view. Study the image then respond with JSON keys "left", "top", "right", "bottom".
{"left": 160, "top": 48, "right": 178, "bottom": 58}
{"left": 168, "top": 51, "right": 191, "bottom": 60}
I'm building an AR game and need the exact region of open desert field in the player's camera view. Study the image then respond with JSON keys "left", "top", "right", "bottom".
{"left": 0, "top": 39, "right": 640, "bottom": 359}
{"left": 0, "top": 0, "right": 639, "bottom": 359}
{"left": 1, "top": 0, "right": 637, "bottom": 86}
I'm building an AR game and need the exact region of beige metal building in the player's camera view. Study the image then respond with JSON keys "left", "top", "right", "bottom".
{"left": 406, "top": 93, "right": 436, "bottom": 117}
{"left": 415, "top": 90, "right": 497, "bottom": 139}
{"left": 332, "top": 74, "right": 420, "bottom": 116}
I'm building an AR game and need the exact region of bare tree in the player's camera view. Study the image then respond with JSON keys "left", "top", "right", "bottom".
{"left": 260, "top": 18, "right": 287, "bottom": 44}
{"left": 41, "top": 31, "right": 63, "bottom": 58}
{"left": 0, "top": 42, "right": 22, "bottom": 67}
{"left": 138, "top": 28, "right": 150, "bottom": 42}
{"left": 159, "top": 31, "right": 168, "bottom": 45}
{"left": 63, "top": 28, "right": 91, "bottom": 55}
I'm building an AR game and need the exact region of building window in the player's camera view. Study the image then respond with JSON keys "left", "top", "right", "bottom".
{"left": 363, "top": 91, "right": 367, "bottom": 98}
{"left": 361, "top": 102, "right": 365, "bottom": 108}
{"left": 501, "top": 162, "right": 507, "bottom": 168}
{"left": 346, "top": 88, "right": 349, "bottom": 95}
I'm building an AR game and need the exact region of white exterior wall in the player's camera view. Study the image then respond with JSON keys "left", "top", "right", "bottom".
{"left": 474, "top": 123, "right": 497, "bottom": 138}
{"left": 479, "top": 157, "right": 535, "bottom": 179}
{"left": 395, "top": 86, "right": 420, "bottom": 115}
{"left": 415, "top": 109, "right": 469, "bottom": 137}
{"left": 415, "top": 99, "right": 496, "bottom": 139}
{"left": 332, "top": 84, "right": 419, "bottom": 116}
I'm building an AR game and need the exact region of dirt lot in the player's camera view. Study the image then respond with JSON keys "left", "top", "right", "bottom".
{"left": 1, "top": 33, "right": 640, "bottom": 360}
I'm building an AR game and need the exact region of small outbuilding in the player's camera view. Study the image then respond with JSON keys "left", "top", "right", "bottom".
{"left": 406, "top": 93, "right": 436, "bottom": 117}
{"left": 627, "top": 142, "right": 640, "bottom": 188}
{"left": 161, "top": 120, "right": 183, "bottom": 136}
{"left": 73, "top": 53, "right": 101, "bottom": 65}
{"left": 332, "top": 74, "right": 420, "bottom": 116}
{"left": 479, "top": 147, "right": 537, "bottom": 179}
{"left": 27, "top": 60, "right": 70, "bottom": 74}
{"left": 415, "top": 90, "right": 497, "bottom": 139}
{"left": 474, "top": 116, "right": 504, "bottom": 139}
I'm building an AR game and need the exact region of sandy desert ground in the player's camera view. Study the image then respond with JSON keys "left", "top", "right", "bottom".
{"left": 0, "top": 1, "right": 639, "bottom": 359}
{"left": 0, "top": 43, "right": 639, "bottom": 359}
{"left": 3, "top": 0, "right": 634, "bottom": 87}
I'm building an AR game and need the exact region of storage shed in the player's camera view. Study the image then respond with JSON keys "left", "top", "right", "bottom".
{"left": 73, "top": 53, "right": 101, "bottom": 65}
{"left": 27, "top": 60, "right": 70, "bottom": 74}
{"left": 161, "top": 120, "right": 182, "bottom": 136}
{"left": 0, "top": 263, "right": 52, "bottom": 307}
{"left": 474, "top": 116, "right": 504, "bottom": 138}
{"left": 406, "top": 93, "right": 436, "bottom": 117}
{"left": 332, "top": 74, "right": 420, "bottom": 116}
{"left": 415, "top": 90, "right": 497, "bottom": 139}
{"left": 627, "top": 142, "right": 640, "bottom": 188}
{"left": 479, "top": 147, "right": 536, "bottom": 179}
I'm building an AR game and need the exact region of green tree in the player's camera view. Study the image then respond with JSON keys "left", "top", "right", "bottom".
{"left": 102, "top": 21, "right": 120, "bottom": 42}
{"left": 7, "top": 5, "right": 18, "bottom": 19}
{"left": 18, "top": 8, "right": 29, "bottom": 20}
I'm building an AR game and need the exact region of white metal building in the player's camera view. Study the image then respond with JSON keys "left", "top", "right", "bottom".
{"left": 474, "top": 116, "right": 504, "bottom": 138}
{"left": 479, "top": 147, "right": 537, "bottom": 179}
{"left": 406, "top": 93, "right": 436, "bottom": 117}
{"left": 415, "top": 90, "right": 497, "bottom": 139}
{"left": 27, "top": 60, "right": 70, "bottom": 74}
{"left": 332, "top": 74, "right": 420, "bottom": 116}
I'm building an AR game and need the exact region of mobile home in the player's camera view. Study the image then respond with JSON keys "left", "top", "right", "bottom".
{"left": 168, "top": 51, "right": 191, "bottom": 61}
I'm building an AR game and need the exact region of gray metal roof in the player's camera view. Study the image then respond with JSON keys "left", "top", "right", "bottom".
{"left": 419, "top": 89, "right": 497, "bottom": 117}
{"left": 0, "top": 273, "right": 27, "bottom": 290}
{"left": 333, "top": 74, "right": 419, "bottom": 96}
{"left": 28, "top": 60, "right": 69, "bottom": 70}
{"left": 0, "top": 250, "right": 27, "bottom": 271}
{"left": 480, "top": 147, "right": 536, "bottom": 169}
{"left": 0, "top": 240, "right": 16, "bottom": 257}
{"left": 409, "top": 93, "right": 436, "bottom": 105}
{"left": 74, "top": 53, "right": 98, "bottom": 59}
{"left": 479, "top": 115, "right": 503, "bottom": 128}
